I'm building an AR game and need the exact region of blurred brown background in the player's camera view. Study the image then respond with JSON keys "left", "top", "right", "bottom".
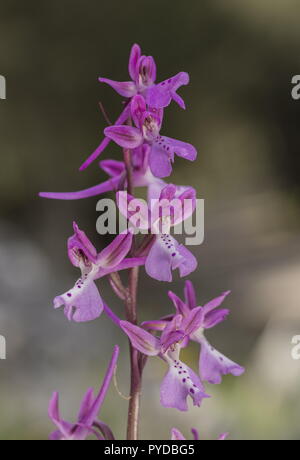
{"left": 0, "top": 0, "right": 300, "bottom": 440}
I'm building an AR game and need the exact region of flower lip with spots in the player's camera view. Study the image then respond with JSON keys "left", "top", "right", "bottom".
{"left": 120, "top": 315, "right": 210, "bottom": 412}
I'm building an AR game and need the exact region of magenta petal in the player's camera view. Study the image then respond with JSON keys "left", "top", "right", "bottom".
{"left": 131, "top": 94, "right": 146, "bottom": 128}
{"left": 161, "top": 136, "right": 197, "bottom": 161}
{"left": 177, "top": 244, "right": 198, "bottom": 278}
{"left": 171, "top": 428, "right": 186, "bottom": 440}
{"left": 99, "top": 159, "right": 125, "bottom": 177}
{"left": 168, "top": 291, "right": 190, "bottom": 317}
{"left": 77, "top": 388, "right": 94, "bottom": 422}
{"left": 149, "top": 144, "right": 172, "bottom": 178}
{"left": 203, "top": 291, "right": 231, "bottom": 315}
{"left": 181, "top": 307, "right": 204, "bottom": 337}
{"left": 145, "top": 237, "right": 174, "bottom": 282}
{"left": 120, "top": 321, "right": 160, "bottom": 356}
{"left": 146, "top": 72, "right": 189, "bottom": 109}
{"left": 160, "top": 358, "right": 209, "bottom": 411}
{"left": 48, "top": 393, "right": 73, "bottom": 440}
{"left": 68, "top": 222, "right": 98, "bottom": 266}
{"left": 97, "top": 231, "right": 133, "bottom": 269}
{"left": 138, "top": 56, "right": 157, "bottom": 87}
{"left": 191, "top": 428, "right": 200, "bottom": 440}
{"left": 129, "top": 44, "right": 141, "bottom": 81}
{"left": 100, "top": 257, "right": 146, "bottom": 275}
{"left": 104, "top": 125, "right": 143, "bottom": 149}
{"left": 184, "top": 281, "right": 197, "bottom": 310}
{"left": 203, "top": 308, "right": 229, "bottom": 329}
{"left": 218, "top": 433, "right": 229, "bottom": 440}
{"left": 48, "top": 392, "right": 60, "bottom": 424}
{"left": 99, "top": 78, "right": 137, "bottom": 98}
{"left": 199, "top": 338, "right": 245, "bottom": 384}
{"left": 54, "top": 275, "right": 103, "bottom": 323}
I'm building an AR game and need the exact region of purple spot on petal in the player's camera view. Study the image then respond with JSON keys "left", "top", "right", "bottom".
{"left": 67, "top": 294, "right": 72, "bottom": 298}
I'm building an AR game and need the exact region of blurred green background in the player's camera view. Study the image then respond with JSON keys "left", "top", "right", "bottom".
{"left": 0, "top": 0, "right": 300, "bottom": 440}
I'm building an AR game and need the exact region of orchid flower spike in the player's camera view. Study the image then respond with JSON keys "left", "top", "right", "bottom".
{"left": 49, "top": 346, "right": 119, "bottom": 440}
{"left": 171, "top": 428, "right": 229, "bottom": 441}
{"left": 80, "top": 44, "right": 190, "bottom": 171}
{"left": 120, "top": 316, "right": 210, "bottom": 412}
{"left": 53, "top": 223, "right": 144, "bottom": 322}
{"left": 165, "top": 281, "right": 245, "bottom": 384}
{"left": 117, "top": 184, "right": 197, "bottom": 282}
{"left": 105, "top": 95, "right": 197, "bottom": 178}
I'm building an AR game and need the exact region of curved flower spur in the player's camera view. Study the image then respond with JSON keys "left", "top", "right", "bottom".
{"left": 80, "top": 44, "right": 190, "bottom": 171}
{"left": 40, "top": 147, "right": 193, "bottom": 203}
{"left": 53, "top": 223, "right": 145, "bottom": 322}
{"left": 116, "top": 183, "right": 198, "bottom": 282}
{"left": 48, "top": 346, "right": 119, "bottom": 440}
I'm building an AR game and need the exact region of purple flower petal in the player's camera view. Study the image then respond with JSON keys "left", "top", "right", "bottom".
{"left": 97, "top": 231, "right": 133, "bottom": 269}
{"left": 181, "top": 307, "right": 204, "bottom": 337}
{"left": 161, "top": 136, "right": 197, "bottom": 161}
{"left": 160, "top": 355, "right": 209, "bottom": 411}
{"left": 146, "top": 72, "right": 190, "bottom": 109}
{"left": 218, "top": 433, "right": 229, "bottom": 440}
{"left": 131, "top": 94, "right": 146, "bottom": 128}
{"left": 191, "top": 428, "right": 200, "bottom": 440}
{"left": 68, "top": 222, "right": 98, "bottom": 267}
{"left": 149, "top": 144, "right": 172, "bottom": 178}
{"left": 203, "top": 291, "right": 231, "bottom": 315}
{"left": 99, "top": 78, "right": 137, "bottom": 98}
{"left": 129, "top": 44, "right": 141, "bottom": 82}
{"left": 104, "top": 125, "right": 143, "bottom": 149}
{"left": 203, "top": 308, "right": 229, "bottom": 329}
{"left": 48, "top": 393, "right": 74, "bottom": 440}
{"left": 53, "top": 272, "right": 103, "bottom": 323}
{"left": 177, "top": 244, "right": 198, "bottom": 278}
{"left": 199, "top": 338, "right": 245, "bottom": 384}
{"left": 99, "top": 159, "right": 125, "bottom": 177}
{"left": 184, "top": 280, "right": 197, "bottom": 310}
{"left": 171, "top": 428, "right": 186, "bottom": 440}
{"left": 168, "top": 290, "right": 190, "bottom": 317}
{"left": 120, "top": 321, "right": 160, "bottom": 356}
{"left": 77, "top": 388, "right": 94, "bottom": 422}
{"left": 137, "top": 56, "right": 156, "bottom": 88}
{"left": 145, "top": 235, "right": 183, "bottom": 282}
